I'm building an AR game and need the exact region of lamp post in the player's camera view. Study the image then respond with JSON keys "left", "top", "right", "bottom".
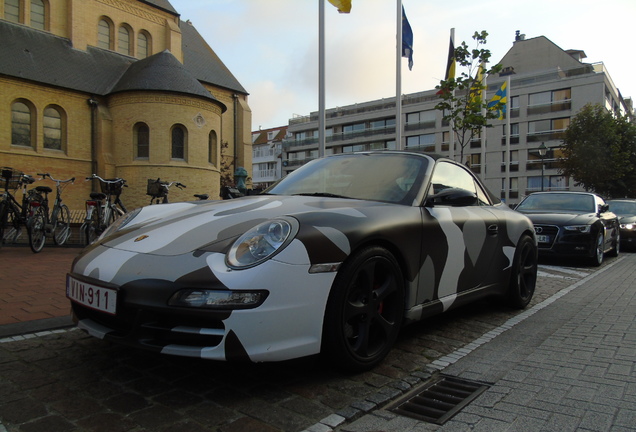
{"left": 538, "top": 142, "right": 548, "bottom": 191}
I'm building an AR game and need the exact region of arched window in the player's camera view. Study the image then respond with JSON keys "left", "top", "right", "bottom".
{"left": 118, "top": 25, "right": 131, "bottom": 55}
{"left": 4, "top": 0, "right": 20, "bottom": 22}
{"left": 137, "top": 31, "right": 151, "bottom": 59}
{"left": 43, "top": 105, "right": 64, "bottom": 150}
{"left": 209, "top": 130, "right": 218, "bottom": 166}
{"left": 97, "top": 18, "right": 111, "bottom": 49}
{"left": 134, "top": 122, "right": 149, "bottom": 159}
{"left": 11, "top": 101, "right": 33, "bottom": 147}
{"left": 171, "top": 125, "right": 186, "bottom": 160}
{"left": 30, "top": 0, "right": 45, "bottom": 30}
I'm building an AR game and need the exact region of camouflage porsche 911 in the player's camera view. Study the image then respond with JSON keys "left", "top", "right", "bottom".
{"left": 67, "top": 151, "right": 538, "bottom": 371}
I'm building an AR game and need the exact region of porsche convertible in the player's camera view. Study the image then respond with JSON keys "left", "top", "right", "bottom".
{"left": 67, "top": 152, "right": 538, "bottom": 371}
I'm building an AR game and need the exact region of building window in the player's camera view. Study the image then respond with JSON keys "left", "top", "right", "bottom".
{"left": 171, "top": 125, "right": 186, "bottom": 160}
{"left": 30, "top": 0, "right": 45, "bottom": 30}
{"left": 528, "top": 88, "right": 571, "bottom": 115}
{"left": 98, "top": 18, "right": 111, "bottom": 49}
{"left": 4, "top": 0, "right": 19, "bottom": 22}
{"left": 134, "top": 122, "right": 149, "bottom": 159}
{"left": 209, "top": 130, "right": 217, "bottom": 165}
{"left": 137, "top": 31, "right": 150, "bottom": 59}
{"left": 43, "top": 106, "right": 63, "bottom": 150}
{"left": 118, "top": 25, "right": 131, "bottom": 55}
{"left": 11, "top": 101, "right": 33, "bottom": 147}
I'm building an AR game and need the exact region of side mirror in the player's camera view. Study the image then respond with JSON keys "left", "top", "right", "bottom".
{"left": 426, "top": 188, "right": 478, "bottom": 207}
{"left": 598, "top": 204, "right": 609, "bottom": 214}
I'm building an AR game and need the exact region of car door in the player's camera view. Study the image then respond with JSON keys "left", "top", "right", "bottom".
{"left": 416, "top": 161, "right": 503, "bottom": 311}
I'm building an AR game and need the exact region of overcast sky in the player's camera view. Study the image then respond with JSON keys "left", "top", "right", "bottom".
{"left": 169, "top": 0, "right": 636, "bottom": 130}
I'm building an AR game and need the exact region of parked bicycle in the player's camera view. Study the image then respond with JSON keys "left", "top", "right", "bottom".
{"left": 81, "top": 174, "right": 128, "bottom": 245}
{"left": 0, "top": 167, "right": 37, "bottom": 249}
{"left": 146, "top": 178, "right": 186, "bottom": 204}
{"left": 27, "top": 173, "right": 75, "bottom": 252}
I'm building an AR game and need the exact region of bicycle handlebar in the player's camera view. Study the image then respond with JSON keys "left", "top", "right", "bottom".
{"left": 38, "top": 173, "right": 75, "bottom": 183}
{"left": 86, "top": 174, "right": 127, "bottom": 185}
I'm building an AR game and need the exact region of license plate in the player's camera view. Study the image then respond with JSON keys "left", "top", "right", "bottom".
{"left": 536, "top": 235, "right": 551, "bottom": 243}
{"left": 66, "top": 275, "right": 117, "bottom": 315}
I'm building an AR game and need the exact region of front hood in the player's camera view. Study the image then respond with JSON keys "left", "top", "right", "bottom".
{"left": 518, "top": 210, "right": 596, "bottom": 226}
{"left": 98, "top": 195, "right": 391, "bottom": 256}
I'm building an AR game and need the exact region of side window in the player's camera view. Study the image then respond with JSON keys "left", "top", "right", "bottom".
{"left": 429, "top": 161, "right": 490, "bottom": 206}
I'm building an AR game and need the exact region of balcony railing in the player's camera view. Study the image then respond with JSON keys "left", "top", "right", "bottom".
{"left": 526, "top": 129, "right": 566, "bottom": 143}
{"left": 283, "top": 125, "right": 396, "bottom": 150}
{"left": 527, "top": 100, "right": 571, "bottom": 116}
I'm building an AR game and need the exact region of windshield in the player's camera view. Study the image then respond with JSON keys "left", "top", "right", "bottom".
{"left": 517, "top": 193, "right": 595, "bottom": 213}
{"left": 265, "top": 153, "right": 429, "bottom": 205}
{"left": 608, "top": 201, "right": 636, "bottom": 216}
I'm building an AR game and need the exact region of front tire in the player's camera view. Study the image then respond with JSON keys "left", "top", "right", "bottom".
{"left": 507, "top": 234, "right": 537, "bottom": 309}
{"left": 322, "top": 246, "right": 405, "bottom": 372}
{"left": 590, "top": 231, "right": 604, "bottom": 266}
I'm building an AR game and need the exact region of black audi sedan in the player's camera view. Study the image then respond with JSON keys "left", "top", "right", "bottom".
{"left": 607, "top": 199, "right": 636, "bottom": 250}
{"left": 515, "top": 191, "right": 619, "bottom": 266}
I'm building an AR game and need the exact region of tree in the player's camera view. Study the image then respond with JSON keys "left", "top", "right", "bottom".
{"left": 435, "top": 31, "right": 503, "bottom": 164}
{"left": 560, "top": 104, "right": 636, "bottom": 198}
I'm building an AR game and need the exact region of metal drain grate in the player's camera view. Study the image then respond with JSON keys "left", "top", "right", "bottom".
{"left": 387, "top": 374, "right": 490, "bottom": 425}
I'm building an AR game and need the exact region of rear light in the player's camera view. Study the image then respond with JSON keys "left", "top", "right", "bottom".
{"left": 30, "top": 201, "right": 41, "bottom": 207}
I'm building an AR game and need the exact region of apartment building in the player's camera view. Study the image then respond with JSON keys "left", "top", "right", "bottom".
{"left": 281, "top": 34, "right": 633, "bottom": 205}
{"left": 1, "top": 0, "right": 251, "bottom": 209}
{"left": 251, "top": 126, "right": 287, "bottom": 189}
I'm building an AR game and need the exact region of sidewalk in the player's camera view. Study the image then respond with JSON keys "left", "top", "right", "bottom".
{"left": 335, "top": 254, "right": 636, "bottom": 431}
{"left": 0, "top": 245, "right": 80, "bottom": 337}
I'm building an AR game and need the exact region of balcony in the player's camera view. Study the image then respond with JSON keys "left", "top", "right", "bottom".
{"left": 283, "top": 125, "right": 396, "bottom": 150}
{"left": 526, "top": 129, "right": 566, "bottom": 143}
{"left": 527, "top": 100, "right": 572, "bottom": 116}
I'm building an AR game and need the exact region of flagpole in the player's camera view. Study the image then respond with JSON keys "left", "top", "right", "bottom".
{"left": 481, "top": 66, "right": 487, "bottom": 177}
{"left": 318, "top": 0, "right": 326, "bottom": 157}
{"left": 396, "top": 0, "right": 403, "bottom": 150}
{"left": 505, "top": 75, "right": 511, "bottom": 202}
{"left": 448, "top": 28, "right": 455, "bottom": 161}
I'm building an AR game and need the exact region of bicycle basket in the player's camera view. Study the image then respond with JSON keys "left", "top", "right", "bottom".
{"left": 100, "top": 179, "right": 124, "bottom": 195}
{"left": 1, "top": 167, "right": 26, "bottom": 191}
{"left": 146, "top": 179, "right": 167, "bottom": 198}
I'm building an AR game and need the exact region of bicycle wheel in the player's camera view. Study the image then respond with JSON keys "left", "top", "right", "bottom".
{"left": 84, "top": 208, "right": 100, "bottom": 245}
{"left": 28, "top": 206, "right": 47, "bottom": 253}
{"left": 53, "top": 204, "right": 71, "bottom": 245}
{"left": 0, "top": 201, "right": 5, "bottom": 247}
{"left": 1, "top": 203, "right": 22, "bottom": 244}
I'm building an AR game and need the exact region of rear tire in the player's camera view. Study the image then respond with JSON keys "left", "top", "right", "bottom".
{"left": 28, "top": 207, "right": 46, "bottom": 253}
{"left": 84, "top": 209, "right": 99, "bottom": 245}
{"left": 53, "top": 204, "right": 71, "bottom": 245}
{"left": 507, "top": 234, "right": 537, "bottom": 309}
{"left": 322, "top": 246, "right": 405, "bottom": 372}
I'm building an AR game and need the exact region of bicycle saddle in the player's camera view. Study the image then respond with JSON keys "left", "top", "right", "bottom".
{"left": 35, "top": 186, "right": 53, "bottom": 194}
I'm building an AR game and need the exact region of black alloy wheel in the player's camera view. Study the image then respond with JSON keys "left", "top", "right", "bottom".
{"left": 322, "top": 246, "right": 405, "bottom": 372}
{"left": 507, "top": 234, "right": 538, "bottom": 309}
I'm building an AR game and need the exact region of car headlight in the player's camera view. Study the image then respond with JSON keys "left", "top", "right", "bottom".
{"left": 564, "top": 225, "right": 591, "bottom": 233}
{"left": 100, "top": 207, "right": 142, "bottom": 239}
{"left": 168, "top": 289, "right": 268, "bottom": 309}
{"left": 226, "top": 218, "right": 299, "bottom": 269}
{"left": 620, "top": 223, "right": 635, "bottom": 230}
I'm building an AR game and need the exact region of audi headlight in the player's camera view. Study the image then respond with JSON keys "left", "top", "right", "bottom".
{"left": 226, "top": 218, "right": 299, "bottom": 269}
{"left": 620, "top": 223, "right": 635, "bottom": 230}
{"left": 564, "top": 225, "right": 591, "bottom": 233}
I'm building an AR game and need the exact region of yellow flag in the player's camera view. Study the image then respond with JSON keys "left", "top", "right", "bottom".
{"left": 328, "top": 0, "right": 352, "bottom": 13}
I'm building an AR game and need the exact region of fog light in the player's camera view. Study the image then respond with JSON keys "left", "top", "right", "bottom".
{"left": 169, "top": 289, "right": 268, "bottom": 310}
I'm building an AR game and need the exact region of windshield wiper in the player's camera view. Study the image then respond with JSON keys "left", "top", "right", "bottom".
{"left": 293, "top": 192, "right": 352, "bottom": 199}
